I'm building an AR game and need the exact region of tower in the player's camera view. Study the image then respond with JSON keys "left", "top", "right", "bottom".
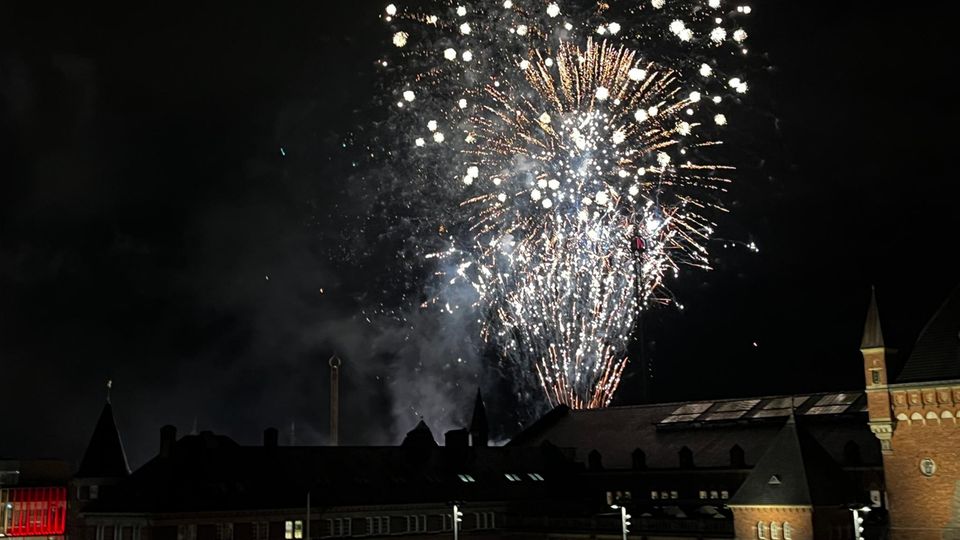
{"left": 866, "top": 286, "right": 960, "bottom": 539}
{"left": 469, "top": 388, "right": 489, "bottom": 447}
{"left": 861, "top": 287, "right": 896, "bottom": 453}
{"left": 74, "top": 383, "right": 130, "bottom": 505}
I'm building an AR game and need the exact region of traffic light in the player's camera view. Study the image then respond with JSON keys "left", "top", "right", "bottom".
{"left": 852, "top": 507, "right": 869, "bottom": 540}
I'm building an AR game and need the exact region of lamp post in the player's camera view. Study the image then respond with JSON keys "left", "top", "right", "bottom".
{"left": 610, "top": 504, "right": 631, "bottom": 540}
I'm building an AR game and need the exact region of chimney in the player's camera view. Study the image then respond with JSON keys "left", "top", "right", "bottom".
{"left": 263, "top": 427, "right": 279, "bottom": 448}
{"left": 444, "top": 428, "right": 469, "bottom": 448}
{"left": 329, "top": 355, "right": 341, "bottom": 446}
{"left": 160, "top": 425, "right": 177, "bottom": 458}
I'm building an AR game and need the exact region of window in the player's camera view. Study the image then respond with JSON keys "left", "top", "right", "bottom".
{"left": 284, "top": 521, "right": 302, "bottom": 540}
{"left": 720, "top": 490, "right": 729, "bottom": 499}
{"left": 660, "top": 491, "right": 669, "bottom": 499}
{"left": 328, "top": 519, "right": 350, "bottom": 537}
{"left": 670, "top": 491, "right": 678, "bottom": 499}
{"left": 527, "top": 473, "right": 544, "bottom": 481}
{"left": 252, "top": 522, "right": 268, "bottom": 540}
{"left": 757, "top": 521, "right": 767, "bottom": 539}
{"left": 457, "top": 474, "right": 476, "bottom": 483}
{"left": 406, "top": 515, "right": 426, "bottom": 533}
{"left": 177, "top": 525, "right": 197, "bottom": 540}
{"left": 650, "top": 491, "right": 658, "bottom": 500}
{"left": 442, "top": 514, "right": 452, "bottom": 531}
{"left": 365, "top": 516, "right": 388, "bottom": 535}
{"left": 474, "top": 512, "right": 495, "bottom": 530}
{"left": 89, "top": 485, "right": 99, "bottom": 500}
{"left": 771, "top": 521, "right": 781, "bottom": 539}
{"left": 783, "top": 522, "right": 792, "bottom": 540}
{"left": 504, "top": 473, "right": 522, "bottom": 482}
{"left": 699, "top": 490, "right": 707, "bottom": 499}
{"left": 215, "top": 524, "right": 233, "bottom": 540}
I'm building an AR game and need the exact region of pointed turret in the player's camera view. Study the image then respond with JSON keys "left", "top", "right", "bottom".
{"left": 859, "top": 287, "right": 896, "bottom": 453}
{"left": 76, "top": 401, "right": 130, "bottom": 478}
{"left": 729, "top": 414, "right": 855, "bottom": 507}
{"left": 861, "top": 286, "right": 884, "bottom": 349}
{"left": 469, "top": 388, "right": 489, "bottom": 447}
{"left": 401, "top": 420, "right": 438, "bottom": 448}
{"left": 728, "top": 415, "right": 859, "bottom": 539}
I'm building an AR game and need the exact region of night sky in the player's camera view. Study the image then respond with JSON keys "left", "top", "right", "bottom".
{"left": 2, "top": 3, "right": 957, "bottom": 468}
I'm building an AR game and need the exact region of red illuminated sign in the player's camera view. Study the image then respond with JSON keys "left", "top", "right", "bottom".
{"left": 0, "top": 487, "right": 67, "bottom": 537}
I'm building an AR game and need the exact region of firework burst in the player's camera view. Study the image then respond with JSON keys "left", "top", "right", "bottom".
{"left": 379, "top": 0, "right": 751, "bottom": 409}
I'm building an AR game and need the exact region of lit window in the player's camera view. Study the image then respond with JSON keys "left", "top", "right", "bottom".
{"left": 699, "top": 490, "right": 707, "bottom": 499}
{"left": 710, "top": 490, "right": 719, "bottom": 499}
{"left": 527, "top": 473, "right": 545, "bottom": 481}
{"left": 283, "top": 521, "right": 302, "bottom": 540}
{"left": 757, "top": 521, "right": 767, "bottom": 539}
{"left": 783, "top": 522, "right": 792, "bottom": 540}
{"left": 670, "top": 491, "right": 678, "bottom": 499}
{"left": 721, "top": 490, "right": 729, "bottom": 499}
{"left": 771, "top": 521, "right": 781, "bottom": 539}
{"left": 504, "top": 474, "right": 522, "bottom": 482}
{"left": 661, "top": 491, "right": 669, "bottom": 499}
{"left": 650, "top": 491, "right": 658, "bottom": 499}
{"left": 458, "top": 474, "right": 476, "bottom": 483}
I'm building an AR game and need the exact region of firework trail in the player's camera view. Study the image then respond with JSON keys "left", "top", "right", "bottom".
{"left": 379, "top": 0, "right": 751, "bottom": 408}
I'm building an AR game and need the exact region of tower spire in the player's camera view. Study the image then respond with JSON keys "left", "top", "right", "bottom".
{"left": 861, "top": 286, "right": 884, "bottom": 348}
{"left": 470, "top": 388, "right": 489, "bottom": 447}
{"left": 106, "top": 379, "right": 112, "bottom": 403}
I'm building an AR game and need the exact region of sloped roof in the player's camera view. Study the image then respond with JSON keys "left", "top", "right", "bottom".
{"left": 77, "top": 402, "right": 130, "bottom": 478}
{"left": 897, "top": 285, "right": 960, "bottom": 383}
{"left": 727, "top": 415, "right": 857, "bottom": 506}
{"left": 82, "top": 432, "right": 578, "bottom": 513}
{"left": 508, "top": 391, "right": 879, "bottom": 470}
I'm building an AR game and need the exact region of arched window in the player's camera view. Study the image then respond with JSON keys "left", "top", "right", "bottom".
{"left": 632, "top": 448, "right": 647, "bottom": 470}
{"left": 588, "top": 449, "right": 603, "bottom": 470}
{"left": 770, "top": 521, "right": 781, "bottom": 539}
{"left": 843, "top": 440, "right": 862, "bottom": 465}
{"left": 783, "top": 522, "right": 792, "bottom": 540}
{"left": 756, "top": 521, "right": 767, "bottom": 539}
{"left": 730, "top": 444, "right": 746, "bottom": 468}
{"left": 679, "top": 446, "right": 694, "bottom": 468}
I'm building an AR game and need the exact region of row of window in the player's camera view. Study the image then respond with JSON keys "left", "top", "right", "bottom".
{"left": 648, "top": 489, "right": 729, "bottom": 500}
{"left": 183, "top": 514, "right": 497, "bottom": 540}
{"left": 459, "top": 473, "right": 545, "bottom": 483}
{"left": 757, "top": 521, "right": 793, "bottom": 540}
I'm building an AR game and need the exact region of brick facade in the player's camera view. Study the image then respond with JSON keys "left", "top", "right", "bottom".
{"left": 881, "top": 382, "right": 960, "bottom": 539}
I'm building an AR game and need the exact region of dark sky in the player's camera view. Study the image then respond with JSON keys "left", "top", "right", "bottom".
{"left": 1, "top": 3, "right": 957, "bottom": 468}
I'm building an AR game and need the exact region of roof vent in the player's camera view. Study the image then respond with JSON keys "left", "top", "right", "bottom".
{"left": 768, "top": 474, "right": 782, "bottom": 485}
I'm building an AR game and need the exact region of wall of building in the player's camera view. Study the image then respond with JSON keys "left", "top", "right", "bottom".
{"left": 883, "top": 385, "right": 960, "bottom": 540}
{"left": 730, "top": 506, "right": 812, "bottom": 540}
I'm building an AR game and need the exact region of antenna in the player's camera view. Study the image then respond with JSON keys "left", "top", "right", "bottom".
{"left": 106, "top": 379, "right": 113, "bottom": 403}
{"left": 329, "top": 355, "right": 342, "bottom": 446}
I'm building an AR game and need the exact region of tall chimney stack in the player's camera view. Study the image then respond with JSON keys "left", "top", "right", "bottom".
{"left": 329, "top": 355, "right": 341, "bottom": 446}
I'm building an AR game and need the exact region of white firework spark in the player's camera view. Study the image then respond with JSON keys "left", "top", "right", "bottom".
{"left": 379, "top": 0, "right": 751, "bottom": 409}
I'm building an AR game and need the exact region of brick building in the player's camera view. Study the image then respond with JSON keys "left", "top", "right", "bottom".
{"left": 62, "top": 288, "right": 960, "bottom": 539}
{"left": 863, "top": 287, "right": 960, "bottom": 539}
